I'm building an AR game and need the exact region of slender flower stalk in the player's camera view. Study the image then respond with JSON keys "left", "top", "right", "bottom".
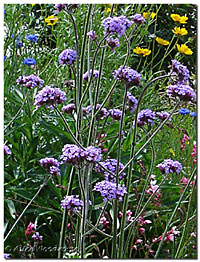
{"left": 174, "top": 180, "right": 196, "bottom": 258}
{"left": 118, "top": 73, "right": 173, "bottom": 257}
{"left": 154, "top": 167, "right": 196, "bottom": 258}
{"left": 112, "top": 84, "right": 128, "bottom": 258}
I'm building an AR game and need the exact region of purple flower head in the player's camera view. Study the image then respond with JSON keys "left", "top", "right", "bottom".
{"left": 137, "top": 109, "right": 155, "bottom": 127}
{"left": 32, "top": 232, "right": 43, "bottom": 241}
{"left": 87, "top": 104, "right": 109, "bottom": 119}
{"left": 106, "top": 37, "right": 120, "bottom": 52}
{"left": 127, "top": 92, "right": 138, "bottom": 112}
{"left": 60, "top": 144, "right": 85, "bottom": 165}
{"left": 69, "top": 4, "right": 79, "bottom": 10}
{"left": 113, "top": 65, "right": 141, "bottom": 87}
{"left": 26, "top": 34, "right": 37, "bottom": 43}
{"left": 171, "top": 60, "right": 190, "bottom": 84}
{"left": 58, "top": 49, "right": 76, "bottom": 66}
{"left": 178, "top": 108, "right": 190, "bottom": 115}
{"left": 109, "top": 108, "right": 122, "bottom": 121}
{"left": 95, "top": 159, "right": 126, "bottom": 182}
{"left": 62, "top": 103, "right": 75, "bottom": 114}
{"left": 87, "top": 30, "right": 98, "bottom": 41}
{"left": 130, "top": 13, "right": 146, "bottom": 24}
{"left": 84, "top": 146, "right": 102, "bottom": 162}
{"left": 61, "top": 195, "right": 83, "bottom": 212}
{"left": 54, "top": 4, "right": 66, "bottom": 13}
{"left": 24, "top": 58, "right": 36, "bottom": 66}
{"left": 156, "top": 111, "right": 171, "bottom": 121}
{"left": 157, "top": 159, "right": 182, "bottom": 174}
{"left": 4, "top": 144, "right": 11, "bottom": 156}
{"left": 4, "top": 254, "right": 10, "bottom": 259}
{"left": 93, "top": 180, "right": 127, "bottom": 202}
{"left": 17, "top": 74, "right": 44, "bottom": 89}
{"left": 167, "top": 84, "right": 196, "bottom": 103}
{"left": 102, "top": 15, "right": 133, "bottom": 37}
{"left": 34, "top": 86, "right": 66, "bottom": 108}
{"left": 40, "top": 157, "right": 60, "bottom": 176}
{"left": 83, "top": 69, "right": 99, "bottom": 81}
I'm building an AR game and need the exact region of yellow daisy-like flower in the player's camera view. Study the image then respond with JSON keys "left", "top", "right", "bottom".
{"left": 177, "top": 44, "right": 193, "bottom": 55}
{"left": 31, "top": 4, "right": 36, "bottom": 6}
{"left": 106, "top": 7, "right": 116, "bottom": 13}
{"left": 172, "top": 27, "right": 188, "bottom": 36}
{"left": 156, "top": 37, "right": 170, "bottom": 46}
{"left": 45, "top": 15, "right": 59, "bottom": 26}
{"left": 171, "top": 14, "right": 188, "bottom": 24}
{"left": 133, "top": 47, "right": 151, "bottom": 56}
{"left": 143, "top": 12, "right": 156, "bottom": 19}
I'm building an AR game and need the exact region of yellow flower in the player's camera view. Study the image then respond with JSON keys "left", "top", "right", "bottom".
{"left": 45, "top": 15, "right": 59, "bottom": 26}
{"left": 172, "top": 27, "right": 188, "bottom": 36}
{"left": 156, "top": 37, "right": 170, "bottom": 46}
{"left": 143, "top": 12, "right": 156, "bottom": 19}
{"left": 31, "top": 4, "right": 36, "bottom": 6}
{"left": 133, "top": 47, "right": 151, "bottom": 56}
{"left": 106, "top": 7, "right": 116, "bottom": 13}
{"left": 177, "top": 44, "right": 193, "bottom": 55}
{"left": 171, "top": 14, "right": 188, "bottom": 24}
{"left": 169, "top": 148, "right": 175, "bottom": 157}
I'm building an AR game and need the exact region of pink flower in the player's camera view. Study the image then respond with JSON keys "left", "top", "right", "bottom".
{"left": 25, "top": 222, "right": 35, "bottom": 236}
{"left": 139, "top": 227, "right": 145, "bottom": 234}
{"left": 119, "top": 211, "right": 123, "bottom": 218}
{"left": 135, "top": 239, "right": 143, "bottom": 244}
{"left": 132, "top": 245, "right": 137, "bottom": 250}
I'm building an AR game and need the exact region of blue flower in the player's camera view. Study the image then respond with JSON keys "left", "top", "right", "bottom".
{"left": 26, "top": 34, "right": 38, "bottom": 43}
{"left": 178, "top": 108, "right": 190, "bottom": 115}
{"left": 190, "top": 112, "right": 197, "bottom": 117}
{"left": 24, "top": 58, "right": 36, "bottom": 65}
{"left": 17, "top": 41, "right": 22, "bottom": 48}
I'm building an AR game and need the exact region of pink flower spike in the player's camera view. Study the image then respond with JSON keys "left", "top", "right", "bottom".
{"left": 139, "top": 227, "right": 145, "bottom": 234}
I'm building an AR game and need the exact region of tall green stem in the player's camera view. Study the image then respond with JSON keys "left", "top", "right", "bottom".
{"left": 111, "top": 84, "right": 128, "bottom": 258}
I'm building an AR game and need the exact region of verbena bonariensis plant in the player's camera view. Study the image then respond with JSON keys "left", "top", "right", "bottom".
{"left": 4, "top": 4, "right": 197, "bottom": 259}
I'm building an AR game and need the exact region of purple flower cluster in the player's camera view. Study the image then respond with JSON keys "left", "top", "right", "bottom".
{"left": 137, "top": 109, "right": 156, "bottom": 127}
{"left": 62, "top": 103, "right": 75, "bottom": 114}
{"left": 106, "top": 37, "right": 120, "bottom": 52}
{"left": 95, "top": 159, "right": 126, "bottom": 182}
{"left": 102, "top": 15, "right": 133, "bottom": 37}
{"left": 34, "top": 86, "right": 66, "bottom": 108}
{"left": 61, "top": 195, "right": 83, "bottom": 212}
{"left": 171, "top": 60, "right": 190, "bottom": 84}
{"left": 60, "top": 144, "right": 102, "bottom": 165}
{"left": 127, "top": 92, "right": 138, "bottom": 112}
{"left": 109, "top": 108, "right": 122, "bottom": 121}
{"left": 84, "top": 146, "right": 102, "bottom": 162}
{"left": 40, "top": 157, "right": 60, "bottom": 176}
{"left": 87, "top": 30, "right": 98, "bottom": 41}
{"left": 93, "top": 180, "right": 127, "bottom": 202}
{"left": 61, "top": 144, "right": 84, "bottom": 165}
{"left": 167, "top": 84, "right": 196, "bottom": 102}
{"left": 4, "top": 254, "right": 10, "bottom": 259}
{"left": 156, "top": 111, "right": 171, "bottom": 121}
{"left": 157, "top": 159, "right": 182, "bottom": 174}
{"left": 54, "top": 4, "right": 66, "bottom": 13}
{"left": 32, "top": 232, "right": 43, "bottom": 241}
{"left": 113, "top": 65, "right": 141, "bottom": 86}
{"left": 86, "top": 104, "right": 109, "bottom": 119}
{"left": 130, "top": 13, "right": 146, "bottom": 24}
{"left": 16, "top": 74, "right": 44, "bottom": 89}
{"left": 58, "top": 49, "right": 76, "bottom": 66}
{"left": 4, "top": 144, "right": 11, "bottom": 156}
{"left": 83, "top": 69, "right": 99, "bottom": 81}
